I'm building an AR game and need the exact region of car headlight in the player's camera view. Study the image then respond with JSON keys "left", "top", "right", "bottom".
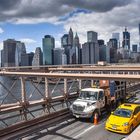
{"left": 123, "top": 122, "right": 129, "bottom": 126}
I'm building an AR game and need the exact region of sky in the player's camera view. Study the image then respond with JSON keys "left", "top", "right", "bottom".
{"left": 0, "top": 0, "right": 140, "bottom": 52}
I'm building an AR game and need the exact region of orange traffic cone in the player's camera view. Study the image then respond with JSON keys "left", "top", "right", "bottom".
{"left": 94, "top": 113, "right": 98, "bottom": 125}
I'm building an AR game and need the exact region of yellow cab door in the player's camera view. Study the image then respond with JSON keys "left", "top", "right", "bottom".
{"left": 133, "top": 106, "right": 140, "bottom": 127}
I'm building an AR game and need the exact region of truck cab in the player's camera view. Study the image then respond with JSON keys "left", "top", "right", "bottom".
{"left": 70, "top": 88, "right": 106, "bottom": 118}
{"left": 70, "top": 80, "right": 126, "bottom": 119}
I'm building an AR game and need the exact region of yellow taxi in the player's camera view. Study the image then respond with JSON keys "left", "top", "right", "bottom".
{"left": 105, "top": 103, "right": 140, "bottom": 134}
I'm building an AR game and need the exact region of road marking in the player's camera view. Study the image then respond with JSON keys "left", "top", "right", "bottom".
{"left": 74, "top": 125, "right": 95, "bottom": 139}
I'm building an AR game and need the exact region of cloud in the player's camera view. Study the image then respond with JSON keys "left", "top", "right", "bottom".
{"left": 55, "top": 40, "right": 61, "bottom": 48}
{"left": 19, "top": 38, "right": 37, "bottom": 44}
{"left": 0, "top": 0, "right": 21, "bottom": 10}
{"left": 0, "top": 0, "right": 139, "bottom": 48}
{"left": 0, "top": 0, "right": 133, "bottom": 24}
{"left": 0, "top": 42, "right": 3, "bottom": 50}
{"left": 63, "top": 1, "right": 140, "bottom": 46}
{"left": 0, "top": 28, "right": 4, "bottom": 34}
{"left": 61, "top": 0, "right": 133, "bottom": 12}
{"left": 0, "top": 0, "right": 73, "bottom": 24}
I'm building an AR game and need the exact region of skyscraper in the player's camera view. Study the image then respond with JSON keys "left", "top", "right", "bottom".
{"left": 3, "top": 39, "right": 18, "bottom": 67}
{"left": 1, "top": 50, "right": 4, "bottom": 67}
{"left": 122, "top": 27, "right": 130, "bottom": 50}
{"left": 87, "top": 31, "right": 98, "bottom": 43}
{"left": 74, "top": 33, "right": 81, "bottom": 64}
{"left": 82, "top": 42, "right": 99, "bottom": 64}
{"left": 42, "top": 35, "right": 55, "bottom": 65}
{"left": 61, "top": 34, "right": 68, "bottom": 47}
{"left": 32, "top": 47, "right": 43, "bottom": 66}
{"left": 132, "top": 44, "right": 138, "bottom": 52}
{"left": 21, "top": 52, "right": 34, "bottom": 66}
{"left": 53, "top": 48, "right": 67, "bottom": 65}
{"left": 68, "top": 28, "right": 73, "bottom": 46}
{"left": 61, "top": 28, "right": 76, "bottom": 64}
{"left": 112, "top": 33, "right": 120, "bottom": 48}
{"left": 15, "top": 41, "right": 26, "bottom": 66}
{"left": 82, "top": 31, "right": 99, "bottom": 64}
{"left": 138, "top": 23, "right": 140, "bottom": 52}
{"left": 107, "top": 40, "right": 118, "bottom": 63}
{"left": 109, "top": 38, "right": 118, "bottom": 50}
{"left": 98, "top": 40, "right": 104, "bottom": 46}
{"left": 99, "top": 45, "right": 110, "bottom": 63}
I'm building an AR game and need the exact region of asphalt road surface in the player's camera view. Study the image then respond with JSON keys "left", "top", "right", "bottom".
{"left": 3, "top": 92, "right": 140, "bottom": 140}
{"left": 5, "top": 114, "right": 128, "bottom": 140}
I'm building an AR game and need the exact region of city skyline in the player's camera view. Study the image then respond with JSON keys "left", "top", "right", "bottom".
{"left": 0, "top": 0, "right": 140, "bottom": 52}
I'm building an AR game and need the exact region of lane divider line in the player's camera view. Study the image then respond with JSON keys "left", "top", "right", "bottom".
{"left": 74, "top": 125, "right": 95, "bottom": 139}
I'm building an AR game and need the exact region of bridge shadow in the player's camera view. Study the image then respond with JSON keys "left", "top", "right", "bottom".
{"left": 10, "top": 116, "right": 78, "bottom": 140}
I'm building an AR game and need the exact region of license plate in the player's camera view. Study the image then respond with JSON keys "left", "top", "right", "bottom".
{"left": 112, "top": 125, "right": 117, "bottom": 130}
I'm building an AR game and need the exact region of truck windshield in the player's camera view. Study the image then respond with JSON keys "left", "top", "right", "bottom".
{"left": 79, "top": 91, "right": 98, "bottom": 101}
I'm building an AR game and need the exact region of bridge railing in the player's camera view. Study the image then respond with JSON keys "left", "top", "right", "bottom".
{"left": 0, "top": 71, "right": 140, "bottom": 135}
{"left": 0, "top": 73, "right": 92, "bottom": 132}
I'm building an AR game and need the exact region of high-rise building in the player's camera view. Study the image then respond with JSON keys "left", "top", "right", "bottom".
{"left": 61, "top": 28, "right": 77, "bottom": 64}
{"left": 15, "top": 41, "right": 26, "bottom": 66}
{"left": 74, "top": 33, "right": 81, "bottom": 64}
{"left": 132, "top": 44, "right": 138, "bottom": 52}
{"left": 2, "top": 39, "right": 26, "bottom": 67}
{"left": 109, "top": 38, "right": 118, "bottom": 50}
{"left": 82, "top": 31, "right": 99, "bottom": 64}
{"left": 3, "top": 39, "right": 17, "bottom": 67}
{"left": 69, "top": 47, "right": 76, "bottom": 64}
{"left": 63, "top": 45, "right": 71, "bottom": 64}
{"left": 82, "top": 42, "right": 99, "bottom": 64}
{"left": 53, "top": 48, "right": 66, "bottom": 65}
{"left": 61, "top": 28, "right": 82, "bottom": 64}
{"left": 98, "top": 40, "right": 104, "bottom": 46}
{"left": 61, "top": 34, "right": 68, "bottom": 47}
{"left": 99, "top": 45, "right": 110, "bottom": 63}
{"left": 112, "top": 33, "right": 120, "bottom": 48}
{"left": 62, "top": 53, "right": 67, "bottom": 65}
{"left": 138, "top": 23, "right": 140, "bottom": 52}
{"left": 107, "top": 40, "right": 118, "bottom": 63}
{"left": 87, "top": 31, "right": 98, "bottom": 43}
{"left": 1, "top": 50, "right": 4, "bottom": 67}
{"left": 32, "top": 47, "right": 43, "bottom": 66}
{"left": 68, "top": 28, "right": 73, "bottom": 46}
{"left": 42, "top": 35, "right": 55, "bottom": 65}
{"left": 110, "top": 47, "right": 118, "bottom": 63}
{"left": 74, "top": 33, "right": 79, "bottom": 47}
{"left": 117, "top": 47, "right": 130, "bottom": 61}
{"left": 21, "top": 52, "right": 34, "bottom": 66}
{"left": 122, "top": 27, "right": 130, "bottom": 50}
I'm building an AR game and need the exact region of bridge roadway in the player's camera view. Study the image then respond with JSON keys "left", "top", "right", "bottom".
{"left": 2, "top": 93, "right": 140, "bottom": 140}
{"left": 1, "top": 112, "right": 127, "bottom": 140}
